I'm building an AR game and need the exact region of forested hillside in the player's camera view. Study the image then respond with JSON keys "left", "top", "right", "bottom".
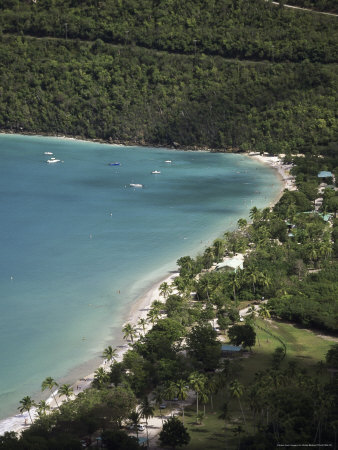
{"left": 0, "top": 36, "right": 337, "bottom": 154}
{"left": 0, "top": 0, "right": 337, "bottom": 153}
{"left": 1, "top": 0, "right": 337, "bottom": 62}
{"left": 285, "top": 0, "right": 338, "bottom": 14}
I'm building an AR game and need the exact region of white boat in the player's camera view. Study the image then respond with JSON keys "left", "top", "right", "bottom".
{"left": 44, "top": 152, "right": 53, "bottom": 155}
{"left": 151, "top": 170, "right": 161, "bottom": 174}
{"left": 46, "top": 157, "right": 61, "bottom": 164}
{"left": 130, "top": 183, "right": 143, "bottom": 188}
{"left": 165, "top": 160, "right": 172, "bottom": 163}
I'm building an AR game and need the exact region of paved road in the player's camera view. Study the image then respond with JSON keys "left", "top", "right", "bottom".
{"left": 269, "top": 1, "right": 338, "bottom": 17}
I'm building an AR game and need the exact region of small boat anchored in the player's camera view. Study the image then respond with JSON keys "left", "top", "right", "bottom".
{"left": 130, "top": 183, "right": 144, "bottom": 188}
{"left": 151, "top": 170, "right": 161, "bottom": 174}
{"left": 46, "top": 157, "right": 61, "bottom": 164}
{"left": 108, "top": 162, "right": 121, "bottom": 166}
{"left": 44, "top": 152, "right": 53, "bottom": 155}
{"left": 165, "top": 160, "right": 172, "bottom": 163}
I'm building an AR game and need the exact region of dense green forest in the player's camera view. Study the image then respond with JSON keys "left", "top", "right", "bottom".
{"left": 0, "top": 0, "right": 337, "bottom": 152}
{"left": 0, "top": 36, "right": 337, "bottom": 153}
{"left": 1, "top": 0, "right": 337, "bottom": 63}
{"left": 286, "top": 0, "right": 338, "bottom": 14}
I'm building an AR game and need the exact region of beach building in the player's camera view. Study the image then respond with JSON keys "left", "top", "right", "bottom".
{"left": 215, "top": 254, "right": 244, "bottom": 272}
{"left": 221, "top": 344, "right": 242, "bottom": 357}
{"left": 318, "top": 171, "right": 333, "bottom": 179}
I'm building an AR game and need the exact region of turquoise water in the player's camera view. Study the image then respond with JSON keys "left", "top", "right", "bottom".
{"left": 0, "top": 134, "right": 282, "bottom": 420}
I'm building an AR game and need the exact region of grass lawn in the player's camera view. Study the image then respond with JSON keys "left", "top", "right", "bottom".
{"left": 176, "top": 319, "right": 337, "bottom": 450}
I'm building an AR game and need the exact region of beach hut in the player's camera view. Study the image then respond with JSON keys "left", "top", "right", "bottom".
{"left": 221, "top": 344, "right": 242, "bottom": 357}
{"left": 318, "top": 171, "right": 333, "bottom": 178}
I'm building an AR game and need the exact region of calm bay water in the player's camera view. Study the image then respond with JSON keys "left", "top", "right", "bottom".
{"left": 0, "top": 134, "right": 282, "bottom": 420}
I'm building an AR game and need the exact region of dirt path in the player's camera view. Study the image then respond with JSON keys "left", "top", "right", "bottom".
{"left": 268, "top": 1, "right": 338, "bottom": 17}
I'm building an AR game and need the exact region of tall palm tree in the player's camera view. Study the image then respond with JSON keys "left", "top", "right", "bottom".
{"left": 102, "top": 345, "right": 117, "bottom": 364}
{"left": 122, "top": 323, "right": 137, "bottom": 343}
{"left": 204, "top": 246, "right": 215, "bottom": 269}
{"left": 140, "top": 397, "right": 155, "bottom": 448}
{"left": 230, "top": 379, "right": 246, "bottom": 427}
{"left": 213, "top": 238, "right": 225, "bottom": 261}
{"left": 138, "top": 317, "right": 148, "bottom": 335}
{"left": 175, "top": 379, "right": 189, "bottom": 423}
{"left": 207, "top": 375, "right": 219, "bottom": 410}
{"left": 153, "top": 386, "right": 165, "bottom": 424}
{"left": 200, "top": 388, "right": 209, "bottom": 416}
{"left": 18, "top": 396, "right": 36, "bottom": 423}
{"left": 129, "top": 410, "right": 142, "bottom": 441}
{"left": 257, "top": 271, "right": 271, "bottom": 291}
{"left": 159, "top": 282, "right": 173, "bottom": 299}
{"left": 245, "top": 266, "right": 259, "bottom": 295}
{"left": 189, "top": 372, "right": 206, "bottom": 416}
{"left": 41, "top": 377, "right": 59, "bottom": 409}
{"left": 228, "top": 271, "right": 241, "bottom": 306}
{"left": 58, "top": 384, "right": 74, "bottom": 402}
{"left": 218, "top": 402, "right": 228, "bottom": 437}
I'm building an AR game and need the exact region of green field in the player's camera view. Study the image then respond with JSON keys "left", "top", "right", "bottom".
{"left": 178, "top": 319, "right": 336, "bottom": 450}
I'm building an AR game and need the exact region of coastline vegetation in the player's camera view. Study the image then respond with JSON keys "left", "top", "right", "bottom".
{"left": 0, "top": 0, "right": 337, "bottom": 448}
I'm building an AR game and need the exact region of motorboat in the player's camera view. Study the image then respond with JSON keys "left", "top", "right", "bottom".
{"left": 165, "top": 160, "right": 172, "bottom": 163}
{"left": 130, "top": 183, "right": 143, "bottom": 188}
{"left": 108, "top": 162, "right": 121, "bottom": 166}
{"left": 46, "top": 157, "right": 61, "bottom": 163}
{"left": 151, "top": 170, "right": 161, "bottom": 174}
{"left": 44, "top": 152, "right": 53, "bottom": 155}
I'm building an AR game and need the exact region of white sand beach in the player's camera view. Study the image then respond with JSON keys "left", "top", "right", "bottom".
{"left": 0, "top": 271, "right": 180, "bottom": 437}
{"left": 246, "top": 152, "right": 297, "bottom": 196}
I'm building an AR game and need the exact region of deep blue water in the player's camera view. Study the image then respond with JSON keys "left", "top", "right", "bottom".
{"left": 0, "top": 134, "right": 281, "bottom": 420}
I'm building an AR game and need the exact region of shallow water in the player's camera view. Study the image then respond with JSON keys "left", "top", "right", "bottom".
{"left": 0, "top": 134, "right": 281, "bottom": 421}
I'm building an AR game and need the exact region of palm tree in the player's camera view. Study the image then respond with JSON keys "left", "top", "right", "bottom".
{"left": 249, "top": 206, "right": 261, "bottom": 222}
{"left": 41, "top": 377, "right": 59, "bottom": 409}
{"left": 196, "top": 411, "right": 205, "bottom": 425}
{"left": 153, "top": 386, "right": 165, "bottom": 424}
{"left": 147, "top": 308, "right": 160, "bottom": 325}
{"left": 257, "top": 271, "right": 271, "bottom": 291}
{"left": 258, "top": 304, "right": 271, "bottom": 321}
{"left": 36, "top": 400, "right": 50, "bottom": 418}
{"left": 245, "top": 266, "right": 259, "bottom": 295}
{"left": 58, "top": 384, "right": 74, "bottom": 402}
{"left": 200, "top": 388, "right": 209, "bottom": 416}
{"left": 138, "top": 317, "right": 148, "bottom": 335}
{"left": 18, "top": 396, "right": 35, "bottom": 423}
{"left": 159, "top": 282, "right": 173, "bottom": 299}
{"left": 122, "top": 323, "right": 137, "bottom": 343}
{"left": 94, "top": 367, "right": 109, "bottom": 387}
{"left": 189, "top": 372, "right": 206, "bottom": 416}
{"left": 230, "top": 379, "right": 246, "bottom": 427}
{"left": 165, "top": 381, "right": 178, "bottom": 411}
{"left": 219, "top": 402, "right": 229, "bottom": 436}
{"left": 175, "top": 379, "right": 189, "bottom": 423}
{"left": 102, "top": 345, "right": 118, "bottom": 364}
{"left": 232, "top": 424, "right": 245, "bottom": 449}
{"left": 129, "top": 410, "right": 142, "bottom": 441}
{"left": 228, "top": 271, "right": 242, "bottom": 306}
{"left": 140, "top": 397, "right": 155, "bottom": 448}
{"left": 207, "top": 375, "right": 219, "bottom": 410}
{"left": 237, "top": 218, "right": 247, "bottom": 229}
{"left": 213, "top": 238, "right": 225, "bottom": 261}
{"left": 203, "top": 246, "right": 215, "bottom": 269}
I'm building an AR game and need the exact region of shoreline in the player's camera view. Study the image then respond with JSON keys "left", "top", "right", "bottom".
{"left": 0, "top": 136, "right": 288, "bottom": 436}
